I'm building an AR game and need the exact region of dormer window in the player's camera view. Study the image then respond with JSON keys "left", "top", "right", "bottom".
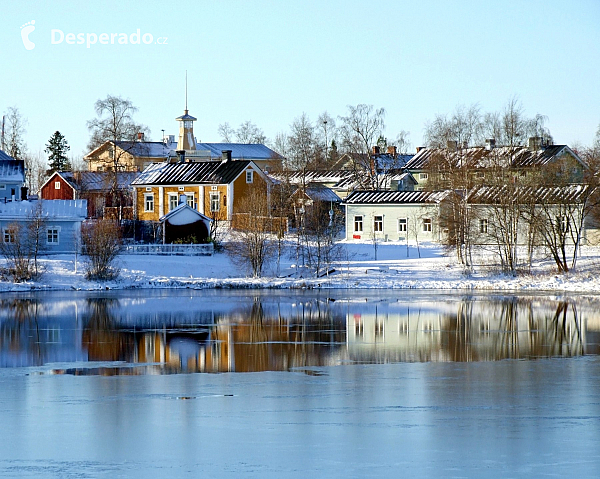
{"left": 55, "top": 181, "right": 61, "bottom": 190}
{"left": 246, "top": 170, "right": 254, "bottom": 183}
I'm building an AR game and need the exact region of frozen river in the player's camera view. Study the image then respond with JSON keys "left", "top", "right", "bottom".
{"left": 1, "top": 290, "right": 600, "bottom": 477}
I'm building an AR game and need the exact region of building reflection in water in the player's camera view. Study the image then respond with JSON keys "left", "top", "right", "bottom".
{"left": 347, "top": 296, "right": 599, "bottom": 363}
{"left": 1, "top": 293, "right": 600, "bottom": 374}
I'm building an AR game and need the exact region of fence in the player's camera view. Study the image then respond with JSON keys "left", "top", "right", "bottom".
{"left": 120, "top": 243, "right": 214, "bottom": 256}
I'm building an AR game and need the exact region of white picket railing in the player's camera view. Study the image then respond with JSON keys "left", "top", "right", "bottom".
{"left": 120, "top": 243, "right": 214, "bottom": 256}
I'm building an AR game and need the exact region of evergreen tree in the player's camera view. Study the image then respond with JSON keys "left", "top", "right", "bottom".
{"left": 45, "top": 131, "right": 71, "bottom": 172}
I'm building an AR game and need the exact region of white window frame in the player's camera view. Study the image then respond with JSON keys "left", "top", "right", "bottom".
{"left": 422, "top": 218, "right": 432, "bottom": 232}
{"left": 354, "top": 215, "right": 363, "bottom": 232}
{"left": 186, "top": 194, "right": 195, "bottom": 208}
{"left": 398, "top": 218, "right": 407, "bottom": 233}
{"left": 168, "top": 193, "right": 179, "bottom": 211}
{"left": 47, "top": 227, "right": 60, "bottom": 245}
{"left": 54, "top": 181, "right": 61, "bottom": 190}
{"left": 374, "top": 215, "right": 383, "bottom": 233}
{"left": 210, "top": 193, "right": 220, "bottom": 212}
{"left": 0, "top": 184, "right": 5, "bottom": 190}
{"left": 144, "top": 193, "right": 154, "bottom": 212}
{"left": 479, "top": 218, "right": 488, "bottom": 234}
{"left": 419, "top": 173, "right": 428, "bottom": 180}
{"left": 246, "top": 170, "right": 254, "bottom": 183}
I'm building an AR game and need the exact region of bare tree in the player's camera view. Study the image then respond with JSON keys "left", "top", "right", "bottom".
{"left": 218, "top": 122, "right": 235, "bottom": 142}
{"left": 236, "top": 120, "right": 266, "bottom": 144}
{"left": 86, "top": 95, "right": 149, "bottom": 214}
{"left": 338, "top": 104, "right": 388, "bottom": 188}
{"left": 3, "top": 106, "right": 27, "bottom": 160}
{"left": 288, "top": 113, "right": 317, "bottom": 170}
{"left": 81, "top": 220, "right": 122, "bottom": 280}
{"left": 0, "top": 203, "right": 47, "bottom": 281}
{"left": 226, "top": 189, "right": 276, "bottom": 277}
{"left": 394, "top": 130, "right": 412, "bottom": 154}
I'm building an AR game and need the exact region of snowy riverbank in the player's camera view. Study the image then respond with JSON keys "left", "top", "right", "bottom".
{"left": 1, "top": 241, "right": 600, "bottom": 293}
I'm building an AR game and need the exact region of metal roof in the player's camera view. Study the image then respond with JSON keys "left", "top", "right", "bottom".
{"left": 467, "top": 184, "right": 590, "bottom": 205}
{"left": 195, "top": 143, "right": 283, "bottom": 160}
{"left": 343, "top": 190, "right": 449, "bottom": 205}
{"left": 405, "top": 145, "right": 578, "bottom": 170}
{"left": 295, "top": 185, "right": 342, "bottom": 203}
{"left": 131, "top": 160, "right": 253, "bottom": 186}
{"left": 58, "top": 171, "right": 139, "bottom": 191}
{"left": 114, "top": 141, "right": 174, "bottom": 158}
{"left": 0, "top": 199, "right": 87, "bottom": 219}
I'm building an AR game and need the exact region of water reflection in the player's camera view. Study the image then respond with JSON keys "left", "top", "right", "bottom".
{"left": 1, "top": 292, "right": 599, "bottom": 374}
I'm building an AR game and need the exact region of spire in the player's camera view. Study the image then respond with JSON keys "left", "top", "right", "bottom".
{"left": 176, "top": 72, "right": 197, "bottom": 151}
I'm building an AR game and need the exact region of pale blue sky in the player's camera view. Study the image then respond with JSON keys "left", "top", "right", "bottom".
{"left": 1, "top": 0, "right": 599, "bottom": 158}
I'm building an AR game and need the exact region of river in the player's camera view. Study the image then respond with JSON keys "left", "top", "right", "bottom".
{"left": 1, "top": 290, "right": 600, "bottom": 477}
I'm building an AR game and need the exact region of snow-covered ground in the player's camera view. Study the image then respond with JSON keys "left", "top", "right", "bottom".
{"left": 2, "top": 240, "right": 600, "bottom": 292}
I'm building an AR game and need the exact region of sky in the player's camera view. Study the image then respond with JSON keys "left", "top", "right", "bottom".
{"left": 1, "top": 0, "right": 599, "bottom": 161}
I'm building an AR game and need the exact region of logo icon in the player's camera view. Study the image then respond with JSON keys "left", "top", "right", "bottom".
{"left": 21, "top": 20, "right": 35, "bottom": 50}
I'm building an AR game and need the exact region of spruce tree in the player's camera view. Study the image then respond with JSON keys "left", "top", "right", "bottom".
{"left": 45, "top": 131, "right": 71, "bottom": 172}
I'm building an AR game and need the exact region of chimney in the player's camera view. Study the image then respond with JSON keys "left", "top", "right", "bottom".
{"left": 176, "top": 150, "right": 186, "bottom": 163}
{"left": 179, "top": 194, "right": 187, "bottom": 206}
{"left": 416, "top": 146, "right": 425, "bottom": 153}
{"left": 137, "top": 132, "right": 144, "bottom": 141}
{"left": 447, "top": 140, "right": 457, "bottom": 152}
{"left": 528, "top": 136, "right": 543, "bottom": 151}
{"left": 372, "top": 146, "right": 380, "bottom": 155}
{"left": 387, "top": 145, "right": 397, "bottom": 157}
{"left": 221, "top": 150, "right": 232, "bottom": 163}
{"left": 485, "top": 138, "right": 496, "bottom": 151}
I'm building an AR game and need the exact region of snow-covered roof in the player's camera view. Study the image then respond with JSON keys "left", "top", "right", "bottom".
{"left": 0, "top": 159, "right": 25, "bottom": 183}
{"left": 0, "top": 200, "right": 87, "bottom": 220}
{"left": 467, "top": 184, "right": 590, "bottom": 204}
{"left": 343, "top": 190, "right": 449, "bottom": 205}
{"left": 59, "top": 171, "right": 139, "bottom": 191}
{"left": 159, "top": 203, "right": 211, "bottom": 225}
{"left": 0, "top": 149, "right": 16, "bottom": 161}
{"left": 405, "top": 145, "right": 581, "bottom": 170}
{"left": 295, "top": 185, "right": 342, "bottom": 203}
{"left": 195, "top": 143, "right": 283, "bottom": 160}
{"left": 132, "top": 160, "right": 259, "bottom": 186}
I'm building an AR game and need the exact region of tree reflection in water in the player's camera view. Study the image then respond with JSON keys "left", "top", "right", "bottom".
{"left": 0, "top": 293, "right": 599, "bottom": 373}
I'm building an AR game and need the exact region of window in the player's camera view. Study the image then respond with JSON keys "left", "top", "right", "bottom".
{"left": 476, "top": 171, "right": 485, "bottom": 179}
{"left": 246, "top": 170, "right": 254, "bottom": 183}
{"left": 374, "top": 215, "right": 383, "bottom": 232}
{"left": 186, "top": 194, "right": 195, "bottom": 208}
{"left": 47, "top": 227, "right": 59, "bottom": 245}
{"left": 169, "top": 194, "right": 178, "bottom": 211}
{"left": 178, "top": 186, "right": 185, "bottom": 191}
{"left": 223, "top": 195, "right": 227, "bottom": 207}
{"left": 419, "top": 173, "right": 428, "bottom": 180}
{"left": 557, "top": 216, "right": 569, "bottom": 233}
{"left": 96, "top": 167, "right": 104, "bottom": 172}
{"left": 145, "top": 187, "right": 152, "bottom": 192}
{"left": 144, "top": 193, "right": 154, "bottom": 212}
{"left": 54, "top": 181, "right": 61, "bottom": 190}
{"left": 0, "top": 184, "right": 5, "bottom": 190}
{"left": 210, "top": 193, "right": 220, "bottom": 212}
{"left": 479, "top": 218, "right": 488, "bottom": 234}
{"left": 398, "top": 218, "right": 407, "bottom": 232}
{"left": 422, "top": 218, "right": 432, "bottom": 232}
{"left": 3, "top": 228, "right": 15, "bottom": 243}
{"left": 354, "top": 215, "right": 363, "bottom": 232}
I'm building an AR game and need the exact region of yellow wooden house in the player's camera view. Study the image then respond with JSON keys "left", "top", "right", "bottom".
{"left": 131, "top": 152, "right": 271, "bottom": 225}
